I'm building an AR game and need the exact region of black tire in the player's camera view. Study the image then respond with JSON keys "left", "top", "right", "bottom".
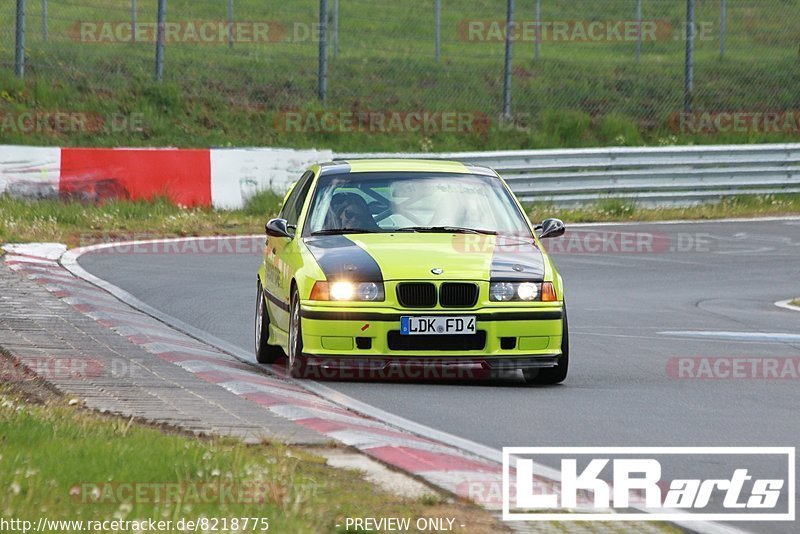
{"left": 287, "top": 287, "right": 308, "bottom": 378}
{"left": 523, "top": 306, "right": 569, "bottom": 385}
{"left": 255, "top": 280, "right": 283, "bottom": 364}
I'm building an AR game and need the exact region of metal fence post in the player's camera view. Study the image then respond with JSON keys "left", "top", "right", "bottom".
{"left": 503, "top": 0, "right": 514, "bottom": 119}
{"left": 684, "top": 0, "right": 695, "bottom": 113}
{"left": 635, "top": 0, "right": 642, "bottom": 62}
{"left": 318, "top": 0, "right": 328, "bottom": 101}
{"left": 228, "top": 0, "right": 234, "bottom": 49}
{"left": 435, "top": 0, "right": 441, "bottom": 62}
{"left": 534, "top": 0, "right": 540, "bottom": 60}
{"left": 15, "top": 0, "right": 25, "bottom": 78}
{"left": 332, "top": 0, "right": 339, "bottom": 58}
{"left": 42, "top": 0, "right": 47, "bottom": 42}
{"left": 132, "top": 0, "right": 137, "bottom": 43}
{"left": 720, "top": 0, "right": 727, "bottom": 58}
{"left": 155, "top": 0, "right": 166, "bottom": 81}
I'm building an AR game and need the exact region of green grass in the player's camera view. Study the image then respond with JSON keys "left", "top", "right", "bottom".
{"left": 0, "top": 193, "right": 281, "bottom": 247}
{"left": 0, "top": 0, "right": 798, "bottom": 150}
{"left": 3, "top": 192, "right": 800, "bottom": 248}
{"left": 0, "top": 384, "right": 506, "bottom": 533}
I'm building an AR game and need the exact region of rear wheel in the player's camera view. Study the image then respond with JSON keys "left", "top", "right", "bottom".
{"left": 287, "top": 287, "right": 308, "bottom": 378}
{"left": 255, "top": 281, "right": 283, "bottom": 364}
{"left": 523, "top": 307, "right": 569, "bottom": 385}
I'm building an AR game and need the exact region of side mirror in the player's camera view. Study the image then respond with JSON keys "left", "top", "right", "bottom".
{"left": 265, "top": 218, "right": 294, "bottom": 239}
{"left": 537, "top": 218, "right": 566, "bottom": 239}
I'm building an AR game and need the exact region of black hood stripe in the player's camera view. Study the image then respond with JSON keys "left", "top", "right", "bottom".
{"left": 490, "top": 239, "right": 545, "bottom": 281}
{"left": 304, "top": 235, "right": 384, "bottom": 282}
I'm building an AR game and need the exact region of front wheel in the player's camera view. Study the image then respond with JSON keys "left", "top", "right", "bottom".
{"left": 255, "top": 281, "right": 283, "bottom": 364}
{"left": 287, "top": 287, "right": 308, "bottom": 378}
{"left": 523, "top": 306, "right": 569, "bottom": 385}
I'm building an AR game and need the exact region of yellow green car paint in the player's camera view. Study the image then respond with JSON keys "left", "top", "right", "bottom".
{"left": 255, "top": 159, "right": 568, "bottom": 384}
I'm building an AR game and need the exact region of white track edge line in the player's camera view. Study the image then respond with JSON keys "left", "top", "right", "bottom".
{"left": 775, "top": 299, "right": 800, "bottom": 313}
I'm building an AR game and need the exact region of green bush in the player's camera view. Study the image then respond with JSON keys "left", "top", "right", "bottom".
{"left": 542, "top": 110, "right": 592, "bottom": 147}
{"left": 242, "top": 190, "right": 284, "bottom": 217}
{"left": 596, "top": 114, "right": 644, "bottom": 146}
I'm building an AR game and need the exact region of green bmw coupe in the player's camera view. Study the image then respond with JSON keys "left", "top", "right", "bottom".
{"left": 255, "top": 159, "right": 568, "bottom": 384}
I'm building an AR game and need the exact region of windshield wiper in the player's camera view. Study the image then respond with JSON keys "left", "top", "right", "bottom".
{"left": 395, "top": 226, "right": 497, "bottom": 235}
{"left": 311, "top": 228, "right": 381, "bottom": 236}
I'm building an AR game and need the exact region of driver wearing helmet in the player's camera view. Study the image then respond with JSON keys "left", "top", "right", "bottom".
{"left": 328, "top": 192, "right": 380, "bottom": 231}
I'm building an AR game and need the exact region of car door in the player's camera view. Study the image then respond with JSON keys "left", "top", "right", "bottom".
{"left": 264, "top": 171, "right": 315, "bottom": 332}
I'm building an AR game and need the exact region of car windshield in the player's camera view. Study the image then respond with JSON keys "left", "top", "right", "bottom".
{"left": 304, "top": 172, "right": 533, "bottom": 238}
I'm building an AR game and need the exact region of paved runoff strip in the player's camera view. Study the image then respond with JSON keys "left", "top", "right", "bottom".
{"left": 1, "top": 242, "right": 746, "bottom": 533}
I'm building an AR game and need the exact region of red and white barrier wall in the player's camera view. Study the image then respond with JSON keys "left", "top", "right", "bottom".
{"left": 0, "top": 146, "right": 331, "bottom": 209}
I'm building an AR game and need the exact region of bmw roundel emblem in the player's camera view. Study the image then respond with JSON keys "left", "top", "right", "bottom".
{"left": 431, "top": 268, "right": 444, "bottom": 275}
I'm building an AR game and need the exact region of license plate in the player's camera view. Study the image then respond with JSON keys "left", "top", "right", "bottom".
{"left": 400, "top": 316, "right": 476, "bottom": 335}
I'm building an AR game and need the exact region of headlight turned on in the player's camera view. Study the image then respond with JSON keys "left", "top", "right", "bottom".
{"left": 310, "top": 281, "right": 385, "bottom": 302}
{"left": 489, "top": 282, "right": 558, "bottom": 302}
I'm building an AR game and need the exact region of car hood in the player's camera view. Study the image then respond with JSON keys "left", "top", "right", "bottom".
{"left": 303, "top": 233, "right": 545, "bottom": 282}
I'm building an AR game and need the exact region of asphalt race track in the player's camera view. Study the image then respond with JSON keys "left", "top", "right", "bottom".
{"left": 79, "top": 219, "right": 800, "bottom": 533}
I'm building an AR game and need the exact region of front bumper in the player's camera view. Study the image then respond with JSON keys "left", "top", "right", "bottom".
{"left": 299, "top": 304, "right": 564, "bottom": 364}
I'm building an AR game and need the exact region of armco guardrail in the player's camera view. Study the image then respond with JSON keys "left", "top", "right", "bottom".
{"left": 336, "top": 144, "right": 800, "bottom": 206}
{"left": 4, "top": 144, "right": 799, "bottom": 209}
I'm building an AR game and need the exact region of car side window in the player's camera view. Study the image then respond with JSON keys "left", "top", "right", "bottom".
{"left": 278, "top": 185, "right": 298, "bottom": 221}
{"left": 280, "top": 171, "right": 314, "bottom": 226}
{"left": 287, "top": 171, "right": 315, "bottom": 227}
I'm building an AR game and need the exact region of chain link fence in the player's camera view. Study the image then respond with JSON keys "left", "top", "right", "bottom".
{"left": 2, "top": 0, "right": 799, "bottom": 139}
